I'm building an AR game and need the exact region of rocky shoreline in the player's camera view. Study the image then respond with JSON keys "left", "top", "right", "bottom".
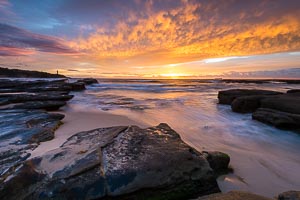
{"left": 0, "top": 123, "right": 231, "bottom": 200}
{"left": 0, "top": 78, "right": 232, "bottom": 199}
{"left": 218, "top": 89, "right": 300, "bottom": 132}
{"left": 0, "top": 77, "right": 299, "bottom": 199}
{"left": 0, "top": 78, "right": 98, "bottom": 196}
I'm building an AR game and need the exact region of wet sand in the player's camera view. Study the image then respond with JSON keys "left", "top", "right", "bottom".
{"left": 30, "top": 93, "right": 300, "bottom": 198}
{"left": 30, "top": 105, "right": 147, "bottom": 158}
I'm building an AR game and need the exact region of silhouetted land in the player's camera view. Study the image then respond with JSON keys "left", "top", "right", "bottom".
{"left": 0, "top": 67, "right": 66, "bottom": 78}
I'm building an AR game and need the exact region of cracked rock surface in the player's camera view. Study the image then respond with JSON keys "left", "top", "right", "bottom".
{"left": 0, "top": 123, "right": 228, "bottom": 200}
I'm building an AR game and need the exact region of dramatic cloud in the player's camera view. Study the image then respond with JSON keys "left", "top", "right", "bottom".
{"left": 0, "top": 23, "right": 77, "bottom": 56}
{"left": 67, "top": 0, "right": 300, "bottom": 66}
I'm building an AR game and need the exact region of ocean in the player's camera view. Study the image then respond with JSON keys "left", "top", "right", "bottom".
{"left": 68, "top": 79, "right": 300, "bottom": 197}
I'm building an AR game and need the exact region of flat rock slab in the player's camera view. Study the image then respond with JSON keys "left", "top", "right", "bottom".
{"left": 0, "top": 93, "right": 74, "bottom": 105}
{"left": 0, "top": 123, "right": 226, "bottom": 200}
{"left": 0, "top": 109, "right": 64, "bottom": 184}
{"left": 195, "top": 190, "right": 300, "bottom": 200}
{"left": 9, "top": 100, "right": 67, "bottom": 111}
{"left": 0, "top": 78, "right": 97, "bottom": 111}
{"left": 195, "top": 191, "right": 272, "bottom": 200}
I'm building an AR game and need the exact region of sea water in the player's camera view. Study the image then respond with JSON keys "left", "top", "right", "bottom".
{"left": 69, "top": 79, "right": 300, "bottom": 197}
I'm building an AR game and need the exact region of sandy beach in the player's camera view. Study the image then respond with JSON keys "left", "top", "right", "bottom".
{"left": 30, "top": 105, "right": 147, "bottom": 158}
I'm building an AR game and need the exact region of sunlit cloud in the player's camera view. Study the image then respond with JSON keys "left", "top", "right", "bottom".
{"left": 289, "top": 52, "right": 300, "bottom": 55}
{"left": 204, "top": 56, "right": 249, "bottom": 64}
{"left": 0, "top": 0, "right": 299, "bottom": 78}
{"left": 68, "top": 0, "right": 300, "bottom": 67}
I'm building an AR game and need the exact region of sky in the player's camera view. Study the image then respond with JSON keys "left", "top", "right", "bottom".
{"left": 0, "top": 0, "right": 300, "bottom": 78}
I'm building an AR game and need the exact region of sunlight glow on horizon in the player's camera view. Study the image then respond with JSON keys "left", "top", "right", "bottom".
{"left": 44, "top": 53, "right": 299, "bottom": 79}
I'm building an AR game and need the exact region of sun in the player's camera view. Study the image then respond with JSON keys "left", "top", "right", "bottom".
{"left": 160, "top": 73, "right": 188, "bottom": 79}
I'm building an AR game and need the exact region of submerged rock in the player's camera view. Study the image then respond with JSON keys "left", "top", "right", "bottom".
{"left": 0, "top": 123, "right": 229, "bottom": 200}
{"left": 195, "top": 191, "right": 272, "bottom": 200}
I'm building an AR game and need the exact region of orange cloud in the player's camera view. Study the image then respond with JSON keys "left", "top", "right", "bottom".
{"left": 68, "top": 0, "right": 300, "bottom": 67}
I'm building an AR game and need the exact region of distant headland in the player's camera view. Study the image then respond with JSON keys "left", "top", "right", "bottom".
{"left": 0, "top": 67, "right": 66, "bottom": 78}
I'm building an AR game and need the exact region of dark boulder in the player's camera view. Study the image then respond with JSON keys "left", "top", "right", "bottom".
{"left": 68, "top": 82, "right": 86, "bottom": 90}
{"left": 202, "top": 151, "right": 230, "bottom": 175}
{"left": 219, "top": 89, "right": 300, "bottom": 132}
{"left": 218, "top": 89, "right": 282, "bottom": 105}
{"left": 260, "top": 95, "right": 300, "bottom": 115}
{"left": 0, "top": 123, "right": 228, "bottom": 200}
{"left": 252, "top": 108, "right": 300, "bottom": 131}
{"left": 231, "top": 92, "right": 300, "bottom": 114}
{"left": 278, "top": 191, "right": 300, "bottom": 200}
{"left": 231, "top": 95, "right": 266, "bottom": 113}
